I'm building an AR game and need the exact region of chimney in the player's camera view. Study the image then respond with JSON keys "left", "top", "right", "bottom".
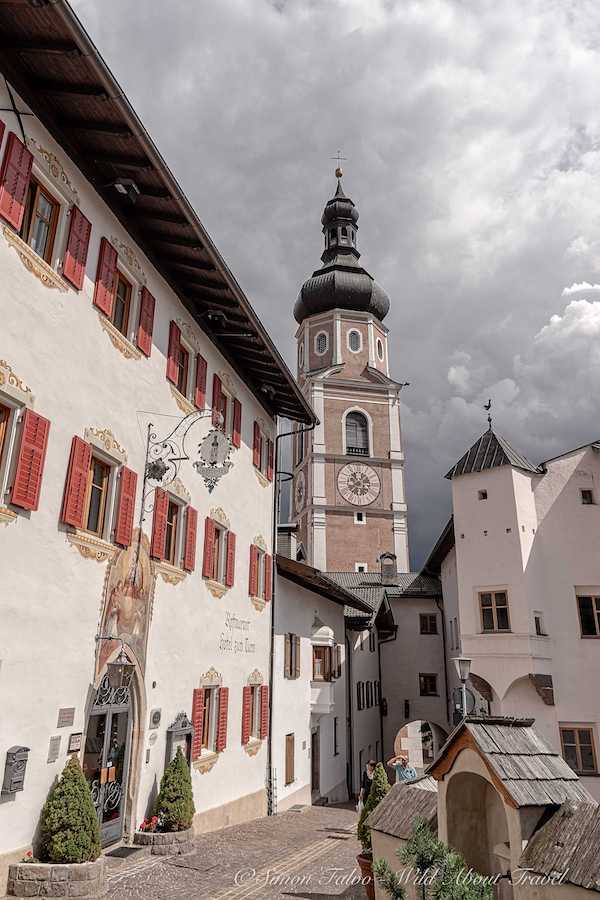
{"left": 379, "top": 552, "right": 397, "bottom": 585}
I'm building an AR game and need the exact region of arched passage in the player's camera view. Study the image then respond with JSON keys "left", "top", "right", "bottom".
{"left": 392, "top": 720, "right": 449, "bottom": 775}
{"left": 446, "top": 771, "right": 510, "bottom": 876}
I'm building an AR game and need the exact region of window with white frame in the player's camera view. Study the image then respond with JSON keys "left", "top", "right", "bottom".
{"left": 209, "top": 522, "right": 228, "bottom": 583}
{"left": 355, "top": 562, "right": 368, "bottom": 573}
{"left": 354, "top": 511, "right": 366, "bottom": 525}
{"left": 348, "top": 329, "right": 362, "bottom": 353}
{"left": 20, "top": 177, "right": 60, "bottom": 264}
{"left": 534, "top": 611, "right": 546, "bottom": 636}
{"left": 298, "top": 342, "right": 304, "bottom": 370}
{"left": 201, "top": 687, "right": 219, "bottom": 752}
{"left": 479, "top": 590, "right": 510, "bottom": 632}
{"left": 0, "top": 398, "right": 21, "bottom": 504}
{"left": 376, "top": 338, "right": 384, "bottom": 361}
{"left": 248, "top": 685, "right": 261, "bottom": 739}
{"left": 581, "top": 489, "right": 595, "bottom": 505}
{"left": 314, "top": 331, "right": 328, "bottom": 356}
{"left": 345, "top": 411, "right": 369, "bottom": 456}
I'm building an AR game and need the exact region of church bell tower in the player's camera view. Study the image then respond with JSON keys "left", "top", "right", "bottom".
{"left": 291, "top": 170, "right": 409, "bottom": 573}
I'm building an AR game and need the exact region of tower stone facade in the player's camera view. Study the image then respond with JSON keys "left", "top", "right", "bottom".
{"left": 291, "top": 175, "right": 409, "bottom": 573}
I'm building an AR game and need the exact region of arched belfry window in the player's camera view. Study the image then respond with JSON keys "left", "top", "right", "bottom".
{"left": 345, "top": 412, "right": 369, "bottom": 456}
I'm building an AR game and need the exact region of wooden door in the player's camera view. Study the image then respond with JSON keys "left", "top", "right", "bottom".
{"left": 311, "top": 729, "right": 320, "bottom": 795}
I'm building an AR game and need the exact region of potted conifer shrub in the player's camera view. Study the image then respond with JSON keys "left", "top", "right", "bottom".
{"left": 7, "top": 757, "right": 106, "bottom": 898}
{"left": 357, "top": 762, "right": 390, "bottom": 900}
{"left": 134, "top": 747, "right": 195, "bottom": 855}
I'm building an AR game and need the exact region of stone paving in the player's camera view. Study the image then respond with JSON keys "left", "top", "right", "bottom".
{"left": 104, "top": 806, "right": 366, "bottom": 900}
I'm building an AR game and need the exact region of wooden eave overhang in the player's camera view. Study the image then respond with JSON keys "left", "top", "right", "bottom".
{"left": 276, "top": 554, "right": 372, "bottom": 614}
{"left": 0, "top": 0, "right": 315, "bottom": 426}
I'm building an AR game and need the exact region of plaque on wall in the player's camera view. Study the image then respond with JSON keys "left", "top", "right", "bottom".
{"left": 57, "top": 707, "right": 75, "bottom": 728}
{"left": 67, "top": 733, "right": 82, "bottom": 753}
{"left": 47, "top": 736, "right": 61, "bottom": 764}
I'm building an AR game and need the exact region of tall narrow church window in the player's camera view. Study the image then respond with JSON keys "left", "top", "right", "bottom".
{"left": 345, "top": 411, "right": 369, "bottom": 456}
{"left": 329, "top": 228, "right": 337, "bottom": 245}
{"left": 340, "top": 226, "right": 348, "bottom": 243}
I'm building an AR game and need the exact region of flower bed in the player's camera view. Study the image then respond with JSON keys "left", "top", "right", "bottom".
{"left": 133, "top": 827, "right": 194, "bottom": 856}
{"left": 7, "top": 858, "right": 106, "bottom": 897}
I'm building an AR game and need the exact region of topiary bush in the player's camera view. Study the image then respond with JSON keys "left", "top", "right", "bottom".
{"left": 39, "top": 756, "right": 101, "bottom": 864}
{"left": 152, "top": 747, "right": 195, "bottom": 832}
{"left": 357, "top": 762, "right": 390, "bottom": 856}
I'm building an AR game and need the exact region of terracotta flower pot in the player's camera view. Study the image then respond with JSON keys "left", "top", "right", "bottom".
{"left": 356, "top": 852, "right": 375, "bottom": 900}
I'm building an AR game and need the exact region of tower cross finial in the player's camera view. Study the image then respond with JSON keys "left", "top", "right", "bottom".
{"left": 484, "top": 398, "right": 493, "bottom": 429}
{"left": 330, "top": 149, "right": 347, "bottom": 178}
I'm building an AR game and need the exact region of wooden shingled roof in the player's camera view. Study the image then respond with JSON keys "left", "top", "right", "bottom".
{"left": 520, "top": 801, "right": 600, "bottom": 892}
{"left": 428, "top": 717, "right": 596, "bottom": 808}
{"left": 0, "top": 0, "right": 315, "bottom": 425}
{"left": 367, "top": 778, "right": 438, "bottom": 840}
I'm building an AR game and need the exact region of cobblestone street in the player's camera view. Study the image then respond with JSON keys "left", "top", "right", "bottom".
{"left": 104, "top": 806, "right": 364, "bottom": 900}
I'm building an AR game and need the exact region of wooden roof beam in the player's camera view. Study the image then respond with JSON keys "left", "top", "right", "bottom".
{"left": 0, "top": 38, "right": 81, "bottom": 55}
{"left": 93, "top": 152, "right": 152, "bottom": 169}
{"left": 59, "top": 118, "right": 133, "bottom": 137}
{"left": 32, "top": 79, "right": 109, "bottom": 99}
{"left": 146, "top": 233, "right": 203, "bottom": 248}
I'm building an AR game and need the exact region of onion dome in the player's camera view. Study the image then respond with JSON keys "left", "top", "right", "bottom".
{"left": 294, "top": 174, "right": 390, "bottom": 324}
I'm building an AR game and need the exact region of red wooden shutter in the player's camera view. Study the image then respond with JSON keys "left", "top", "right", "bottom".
{"left": 232, "top": 399, "right": 242, "bottom": 448}
{"left": 93, "top": 237, "right": 118, "bottom": 317}
{"left": 183, "top": 506, "right": 198, "bottom": 572}
{"left": 136, "top": 288, "right": 155, "bottom": 357}
{"left": 212, "top": 374, "right": 222, "bottom": 426}
{"left": 194, "top": 354, "right": 207, "bottom": 408}
{"left": 150, "top": 487, "right": 168, "bottom": 560}
{"left": 63, "top": 206, "right": 92, "bottom": 291}
{"left": 248, "top": 544, "right": 259, "bottom": 596}
{"left": 166, "top": 320, "right": 181, "bottom": 384}
{"left": 267, "top": 439, "right": 274, "bottom": 481}
{"left": 61, "top": 436, "right": 91, "bottom": 528}
{"left": 264, "top": 553, "right": 273, "bottom": 601}
{"left": 259, "top": 685, "right": 269, "bottom": 740}
{"left": 0, "top": 132, "right": 32, "bottom": 230}
{"left": 114, "top": 467, "right": 137, "bottom": 547}
{"left": 253, "top": 422, "right": 261, "bottom": 468}
{"left": 191, "top": 688, "right": 205, "bottom": 761}
{"left": 0, "top": 120, "right": 5, "bottom": 149}
{"left": 225, "top": 531, "right": 236, "bottom": 587}
{"left": 10, "top": 410, "right": 50, "bottom": 511}
{"left": 216, "top": 687, "right": 229, "bottom": 752}
{"left": 202, "top": 516, "right": 215, "bottom": 577}
{"left": 241, "top": 686, "right": 252, "bottom": 745}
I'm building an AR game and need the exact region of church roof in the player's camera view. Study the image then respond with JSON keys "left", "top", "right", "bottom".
{"left": 445, "top": 426, "right": 543, "bottom": 480}
{"left": 294, "top": 177, "right": 390, "bottom": 324}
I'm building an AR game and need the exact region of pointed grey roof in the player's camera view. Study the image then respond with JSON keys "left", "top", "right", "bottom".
{"left": 445, "top": 427, "right": 543, "bottom": 480}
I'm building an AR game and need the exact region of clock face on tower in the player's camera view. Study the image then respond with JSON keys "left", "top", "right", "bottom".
{"left": 337, "top": 463, "right": 380, "bottom": 506}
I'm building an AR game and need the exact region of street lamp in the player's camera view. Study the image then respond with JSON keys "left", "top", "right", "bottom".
{"left": 452, "top": 656, "right": 472, "bottom": 719}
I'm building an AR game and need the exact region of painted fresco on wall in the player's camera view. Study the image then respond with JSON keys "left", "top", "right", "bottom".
{"left": 97, "top": 529, "right": 156, "bottom": 675}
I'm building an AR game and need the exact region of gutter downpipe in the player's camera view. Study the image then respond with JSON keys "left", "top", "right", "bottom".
{"left": 435, "top": 594, "right": 451, "bottom": 734}
{"left": 345, "top": 632, "right": 353, "bottom": 798}
{"left": 267, "top": 416, "right": 317, "bottom": 815}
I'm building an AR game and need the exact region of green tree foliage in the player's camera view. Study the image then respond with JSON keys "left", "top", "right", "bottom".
{"left": 357, "top": 762, "right": 390, "bottom": 855}
{"left": 39, "top": 757, "right": 101, "bottom": 864}
{"left": 375, "top": 819, "right": 494, "bottom": 900}
{"left": 153, "top": 747, "right": 195, "bottom": 832}
{"left": 373, "top": 858, "right": 406, "bottom": 900}
{"left": 399, "top": 817, "right": 447, "bottom": 873}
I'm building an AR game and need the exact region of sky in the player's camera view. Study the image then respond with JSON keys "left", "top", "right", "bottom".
{"left": 72, "top": 0, "right": 600, "bottom": 568}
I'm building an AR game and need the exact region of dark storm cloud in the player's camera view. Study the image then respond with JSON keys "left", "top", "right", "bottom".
{"left": 72, "top": 0, "right": 600, "bottom": 566}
